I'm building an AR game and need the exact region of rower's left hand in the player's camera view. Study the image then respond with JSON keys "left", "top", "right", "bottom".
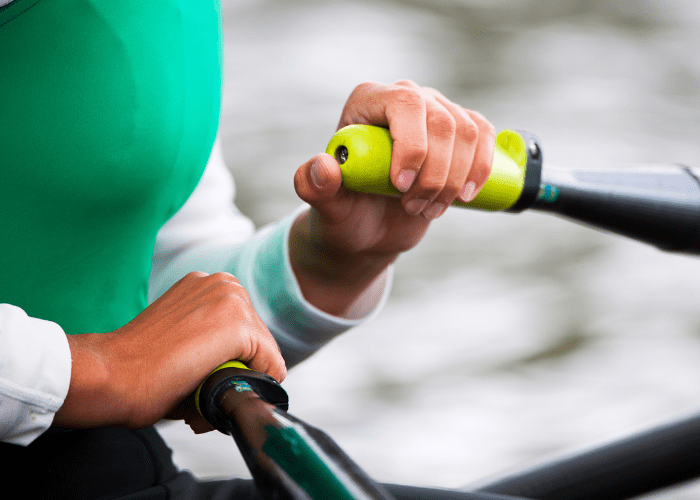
{"left": 291, "top": 80, "right": 495, "bottom": 315}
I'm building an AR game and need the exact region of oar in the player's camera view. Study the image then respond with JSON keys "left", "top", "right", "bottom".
{"left": 473, "top": 411, "right": 700, "bottom": 500}
{"left": 195, "top": 361, "right": 397, "bottom": 500}
{"left": 195, "top": 362, "right": 534, "bottom": 500}
{"left": 328, "top": 124, "right": 700, "bottom": 254}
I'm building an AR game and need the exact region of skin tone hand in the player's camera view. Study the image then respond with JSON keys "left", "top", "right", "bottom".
{"left": 291, "top": 80, "right": 496, "bottom": 316}
{"left": 54, "top": 272, "right": 286, "bottom": 434}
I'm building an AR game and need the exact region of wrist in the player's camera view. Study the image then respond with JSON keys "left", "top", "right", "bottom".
{"left": 289, "top": 210, "right": 396, "bottom": 316}
{"left": 54, "top": 333, "right": 126, "bottom": 429}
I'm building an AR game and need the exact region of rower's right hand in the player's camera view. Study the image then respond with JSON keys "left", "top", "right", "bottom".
{"left": 54, "top": 272, "right": 286, "bottom": 431}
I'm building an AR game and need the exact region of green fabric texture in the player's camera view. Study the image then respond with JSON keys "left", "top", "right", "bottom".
{"left": 0, "top": 0, "right": 222, "bottom": 334}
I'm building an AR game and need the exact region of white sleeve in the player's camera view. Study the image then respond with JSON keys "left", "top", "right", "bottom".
{"left": 0, "top": 304, "right": 71, "bottom": 446}
{"left": 149, "top": 139, "right": 392, "bottom": 367}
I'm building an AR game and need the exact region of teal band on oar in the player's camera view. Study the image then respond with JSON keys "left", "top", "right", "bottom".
{"left": 263, "top": 424, "right": 360, "bottom": 500}
{"left": 195, "top": 360, "right": 250, "bottom": 418}
{"left": 326, "top": 124, "right": 531, "bottom": 211}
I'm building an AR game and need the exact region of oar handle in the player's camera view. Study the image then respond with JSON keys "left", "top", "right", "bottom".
{"left": 326, "top": 124, "right": 543, "bottom": 212}
{"left": 195, "top": 360, "right": 288, "bottom": 434}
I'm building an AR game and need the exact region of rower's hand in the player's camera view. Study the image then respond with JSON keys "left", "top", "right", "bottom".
{"left": 291, "top": 80, "right": 495, "bottom": 315}
{"left": 55, "top": 272, "right": 286, "bottom": 433}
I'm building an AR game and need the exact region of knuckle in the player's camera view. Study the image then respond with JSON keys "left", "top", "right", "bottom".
{"left": 475, "top": 160, "right": 493, "bottom": 183}
{"left": 354, "top": 80, "right": 377, "bottom": 93}
{"left": 401, "top": 138, "right": 429, "bottom": 164}
{"left": 427, "top": 112, "right": 457, "bottom": 139}
{"left": 483, "top": 120, "right": 497, "bottom": 140}
{"left": 426, "top": 86, "right": 446, "bottom": 100}
{"left": 222, "top": 283, "right": 249, "bottom": 302}
{"left": 416, "top": 173, "right": 447, "bottom": 195}
{"left": 207, "top": 279, "right": 250, "bottom": 308}
{"left": 391, "top": 86, "right": 424, "bottom": 110}
{"left": 211, "top": 271, "right": 238, "bottom": 282}
{"left": 440, "top": 179, "right": 463, "bottom": 202}
{"left": 460, "top": 119, "right": 480, "bottom": 143}
{"left": 393, "top": 78, "right": 419, "bottom": 88}
{"left": 216, "top": 292, "right": 252, "bottom": 318}
{"left": 184, "top": 271, "right": 208, "bottom": 280}
{"left": 349, "top": 81, "right": 381, "bottom": 102}
{"left": 451, "top": 111, "right": 470, "bottom": 132}
{"left": 208, "top": 273, "right": 242, "bottom": 290}
{"left": 467, "top": 110, "right": 496, "bottom": 140}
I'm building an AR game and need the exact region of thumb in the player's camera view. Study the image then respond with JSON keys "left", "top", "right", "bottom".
{"left": 294, "top": 154, "right": 353, "bottom": 222}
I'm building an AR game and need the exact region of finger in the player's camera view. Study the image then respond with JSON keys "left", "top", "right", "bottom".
{"left": 190, "top": 419, "right": 216, "bottom": 434}
{"left": 166, "top": 394, "right": 216, "bottom": 434}
{"left": 337, "top": 81, "right": 429, "bottom": 195}
{"left": 241, "top": 328, "right": 287, "bottom": 384}
{"left": 401, "top": 93, "right": 458, "bottom": 218}
{"left": 196, "top": 276, "right": 287, "bottom": 384}
{"left": 384, "top": 80, "right": 429, "bottom": 195}
{"left": 293, "top": 153, "right": 353, "bottom": 225}
{"left": 246, "top": 351, "right": 287, "bottom": 384}
{"left": 184, "top": 411, "right": 217, "bottom": 434}
{"left": 147, "top": 271, "right": 210, "bottom": 308}
{"left": 428, "top": 90, "right": 480, "bottom": 206}
{"left": 462, "top": 110, "right": 496, "bottom": 202}
{"left": 159, "top": 271, "right": 237, "bottom": 310}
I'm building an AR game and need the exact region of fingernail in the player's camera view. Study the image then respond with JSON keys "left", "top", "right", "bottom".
{"left": 405, "top": 198, "right": 429, "bottom": 216}
{"left": 310, "top": 159, "right": 326, "bottom": 188}
{"left": 396, "top": 170, "right": 416, "bottom": 192}
{"left": 460, "top": 181, "right": 477, "bottom": 202}
{"left": 423, "top": 202, "right": 446, "bottom": 220}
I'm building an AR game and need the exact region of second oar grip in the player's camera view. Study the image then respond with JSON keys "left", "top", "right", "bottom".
{"left": 326, "top": 124, "right": 542, "bottom": 212}
{"left": 196, "top": 360, "right": 289, "bottom": 435}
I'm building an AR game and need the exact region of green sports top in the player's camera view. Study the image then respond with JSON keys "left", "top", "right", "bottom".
{"left": 0, "top": 0, "right": 222, "bottom": 335}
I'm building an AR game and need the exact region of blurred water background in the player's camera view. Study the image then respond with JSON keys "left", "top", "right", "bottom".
{"left": 156, "top": 0, "right": 700, "bottom": 497}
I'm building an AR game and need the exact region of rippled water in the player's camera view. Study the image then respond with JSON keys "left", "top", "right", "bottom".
{"left": 156, "top": 1, "right": 700, "bottom": 497}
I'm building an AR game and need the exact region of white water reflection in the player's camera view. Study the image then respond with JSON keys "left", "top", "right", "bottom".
{"left": 157, "top": 1, "right": 700, "bottom": 497}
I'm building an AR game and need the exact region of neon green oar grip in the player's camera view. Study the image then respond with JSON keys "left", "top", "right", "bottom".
{"left": 195, "top": 360, "right": 249, "bottom": 417}
{"left": 195, "top": 360, "right": 289, "bottom": 426}
{"left": 326, "top": 124, "right": 538, "bottom": 211}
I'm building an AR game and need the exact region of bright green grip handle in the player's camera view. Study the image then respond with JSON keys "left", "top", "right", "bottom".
{"left": 326, "top": 124, "right": 530, "bottom": 211}
{"left": 195, "top": 360, "right": 249, "bottom": 417}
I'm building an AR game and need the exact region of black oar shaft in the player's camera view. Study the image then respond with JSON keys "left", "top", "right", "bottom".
{"left": 197, "top": 365, "right": 396, "bottom": 500}
{"left": 476, "top": 412, "right": 700, "bottom": 500}
{"left": 531, "top": 164, "right": 700, "bottom": 254}
{"left": 216, "top": 387, "right": 311, "bottom": 500}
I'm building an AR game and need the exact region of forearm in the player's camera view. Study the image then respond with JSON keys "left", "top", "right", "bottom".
{"left": 289, "top": 209, "right": 397, "bottom": 317}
